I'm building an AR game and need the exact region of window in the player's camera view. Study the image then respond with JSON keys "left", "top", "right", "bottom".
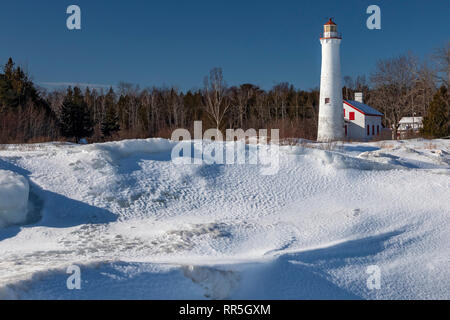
{"left": 349, "top": 112, "right": 355, "bottom": 121}
{"left": 345, "top": 125, "right": 347, "bottom": 136}
{"left": 372, "top": 125, "right": 375, "bottom": 135}
{"left": 377, "top": 125, "right": 380, "bottom": 135}
{"left": 325, "top": 98, "right": 330, "bottom": 104}
{"left": 325, "top": 25, "right": 337, "bottom": 33}
{"left": 367, "top": 125, "right": 370, "bottom": 136}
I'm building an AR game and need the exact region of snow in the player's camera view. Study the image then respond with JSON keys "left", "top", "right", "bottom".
{"left": 0, "top": 138, "right": 449, "bottom": 299}
{"left": 0, "top": 170, "right": 29, "bottom": 228}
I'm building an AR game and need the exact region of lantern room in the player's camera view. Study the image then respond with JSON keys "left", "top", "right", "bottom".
{"left": 321, "top": 18, "right": 341, "bottom": 39}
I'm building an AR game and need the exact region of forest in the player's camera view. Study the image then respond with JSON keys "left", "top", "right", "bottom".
{"left": 0, "top": 42, "right": 448, "bottom": 144}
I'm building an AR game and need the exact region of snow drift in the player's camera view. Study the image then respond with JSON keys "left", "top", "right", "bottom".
{"left": 0, "top": 138, "right": 449, "bottom": 299}
{"left": 88, "top": 138, "right": 177, "bottom": 160}
{"left": 0, "top": 170, "right": 29, "bottom": 228}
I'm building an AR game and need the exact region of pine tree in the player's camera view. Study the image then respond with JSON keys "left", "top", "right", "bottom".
{"left": 0, "top": 60, "right": 18, "bottom": 110}
{"left": 101, "top": 105, "right": 120, "bottom": 138}
{"left": 117, "top": 95, "right": 130, "bottom": 131}
{"left": 60, "top": 87, "right": 94, "bottom": 143}
{"left": 421, "top": 86, "right": 449, "bottom": 138}
{"left": 101, "top": 88, "right": 120, "bottom": 138}
{"left": 0, "top": 58, "right": 31, "bottom": 109}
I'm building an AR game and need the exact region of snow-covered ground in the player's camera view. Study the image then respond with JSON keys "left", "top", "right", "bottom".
{"left": 0, "top": 138, "right": 449, "bottom": 300}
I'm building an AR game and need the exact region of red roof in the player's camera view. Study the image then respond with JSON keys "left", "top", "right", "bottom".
{"left": 325, "top": 18, "right": 336, "bottom": 26}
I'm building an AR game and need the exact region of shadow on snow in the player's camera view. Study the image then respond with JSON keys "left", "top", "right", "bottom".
{"left": 0, "top": 158, "right": 117, "bottom": 242}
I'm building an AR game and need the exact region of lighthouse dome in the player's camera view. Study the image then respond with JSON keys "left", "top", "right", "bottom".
{"left": 322, "top": 18, "right": 341, "bottom": 39}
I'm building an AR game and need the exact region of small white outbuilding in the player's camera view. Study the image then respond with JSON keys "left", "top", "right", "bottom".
{"left": 397, "top": 117, "right": 423, "bottom": 138}
{"left": 343, "top": 93, "right": 384, "bottom": 141}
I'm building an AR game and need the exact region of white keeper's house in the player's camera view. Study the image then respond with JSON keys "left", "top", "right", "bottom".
{"left": 343, "top": 92, "right": 384, "bottom": 141}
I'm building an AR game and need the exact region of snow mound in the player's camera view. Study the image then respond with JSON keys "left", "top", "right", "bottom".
{"left": 183, "top": 265, "right": 240, "bottom": 299}
{"left": 283, "top": 146, "right": 400, "bottom": 171}
{"left": 88, "top": 138, "right": 176, "bottom": 160}
{"left": 0, "top": 285, "right": 19, "bottom": 300}
{"left": 0, "top": 170, "right": 29, "bottom": 228}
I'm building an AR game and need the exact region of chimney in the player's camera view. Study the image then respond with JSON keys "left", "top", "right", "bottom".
{"left": 355, "top": 92, "right": 363, "bottom": 103}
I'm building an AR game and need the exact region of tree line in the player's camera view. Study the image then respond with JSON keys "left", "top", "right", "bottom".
{"left": 0, "top": 58, "right": 59, "bottom": 143}
{"left": 44, "top": 77, "right": 322, "bottom": 142}
{"left": 0, "top": 43, "right": 448, "bottom": 144}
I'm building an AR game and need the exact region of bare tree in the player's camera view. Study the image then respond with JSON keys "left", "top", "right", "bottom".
{"left": 46, "top": 89, "right": 66, "bottom": 118}
{"left": 202, "top": 68, "right": 231, "bottom": 130}
{"left": 230, "top": 83, "right": 259, "bottom": 128}
{"left": 161, "top": 87, "right": 184, "bottom": 128}
{"left": 412, "top": 62, "right": 437, "bottom": 116}
{"left": 434, "top": 42, "right": 450, "bottom": 88}
{"left": 253, "top": 89, "right": 268, "bottom": 127}
{"left": 343, "top": 76, "right": 354, "bottom": 100}
{"left": 370, "top": 53, "right": 420, "bottom": 139}
{"left": 272, "top": 83, "right": 289, "bottom": 121}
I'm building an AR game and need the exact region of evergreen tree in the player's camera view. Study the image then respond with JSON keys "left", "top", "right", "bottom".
{"left": 101, "top": 88, "right": 120, "bottom": 138}
{"left": 117, "top": 95, "right": 130, "bottom": 130}
{"left": 0, "top": 57, "right": 57, "bottom": 142}
{"left": 60, "top": 87, "right": 94, "bottom": 142}
{"left": 0, "top": 57, "right": 50, "bottom": 111}
{"left": 0, "top": 58, "right": 18, "bottom": 109}
{"left": 101, "top": 105, "right": 120, "bottom": 138}
{"left": 421, "top": 86, "right": 449, "bottom": 138}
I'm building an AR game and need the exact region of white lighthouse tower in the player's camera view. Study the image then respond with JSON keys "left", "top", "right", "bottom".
{"left": 317, "top": 18, "right": 344, "bottom": 142}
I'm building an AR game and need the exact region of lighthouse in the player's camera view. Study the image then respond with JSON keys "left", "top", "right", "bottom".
{"left": 317, "top": 18, "right": 344, "bottom": 142}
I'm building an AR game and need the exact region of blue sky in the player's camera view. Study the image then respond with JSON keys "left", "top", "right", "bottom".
{"left": 0, "top": 0, "right": 448, "bottom": 92}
